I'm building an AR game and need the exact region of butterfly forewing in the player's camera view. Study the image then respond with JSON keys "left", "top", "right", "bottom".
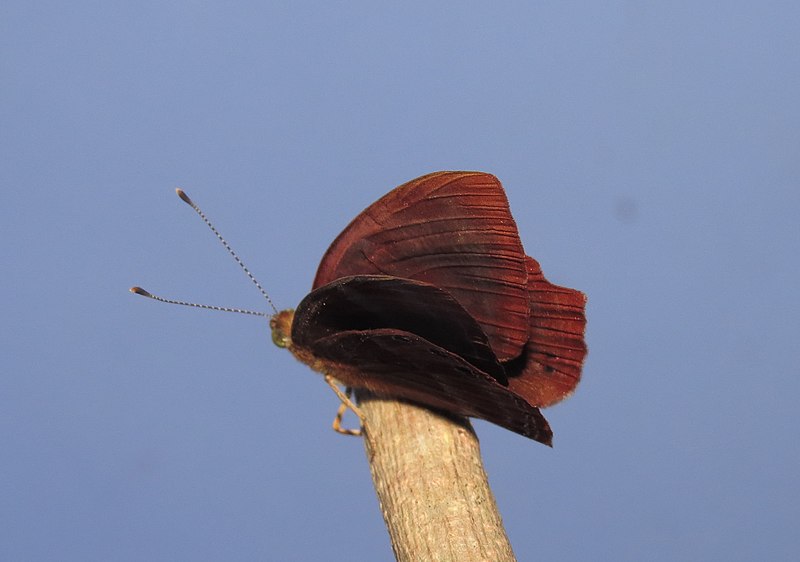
{"left": 313, "top": 172, "right": 530, "bottom": 362}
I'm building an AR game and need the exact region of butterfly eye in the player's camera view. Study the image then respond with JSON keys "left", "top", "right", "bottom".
{"left": 272, "top": 330, "right": 289, "bottom": 348}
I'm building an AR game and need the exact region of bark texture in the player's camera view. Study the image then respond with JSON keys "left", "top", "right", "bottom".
{"left": 355, "top": 391, "right": 517, "bottom": 562}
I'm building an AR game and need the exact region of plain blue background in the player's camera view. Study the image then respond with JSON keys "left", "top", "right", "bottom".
{"left": 2, "top": 2, "right": 798, "bottom": 560}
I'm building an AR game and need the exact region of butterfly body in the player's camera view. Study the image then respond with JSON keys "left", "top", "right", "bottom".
{"left": 271, "top": 172, "right": 587, "bottom": 445}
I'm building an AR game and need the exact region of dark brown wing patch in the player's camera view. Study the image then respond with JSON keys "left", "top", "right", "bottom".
{"left": 292, "top": 275, "right": 506, "bottom": 383}
{"left": 311, "top": 328, "right": 553, "bottom": 445}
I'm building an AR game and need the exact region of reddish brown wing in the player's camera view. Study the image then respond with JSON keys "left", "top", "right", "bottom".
{"left": 505, "top": 257, "right": 588, "bottom": 407}
{"left": 308, "top": 328, "right": 553, "bottom": 445}
{"left": 313, "top": 172, "right": 529, "bottom": 362}
{"left": 291, "top": 275, "right": 506, "bottom": 383}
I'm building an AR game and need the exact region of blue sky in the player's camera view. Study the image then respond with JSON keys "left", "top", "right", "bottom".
{"left": 2, "top": 2, "right": 799, "bottom": 560}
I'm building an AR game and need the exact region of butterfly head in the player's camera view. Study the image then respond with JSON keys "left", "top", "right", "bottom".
{"left": 270, "top": 309, "right": 295, "bottom": 349}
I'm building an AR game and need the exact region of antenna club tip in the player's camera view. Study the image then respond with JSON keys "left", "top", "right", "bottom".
{"left": 175, "top": 188, "right": 193, "bottom": 206}
{"left": 130, "top": 286, "right": 151, "bottom": 297}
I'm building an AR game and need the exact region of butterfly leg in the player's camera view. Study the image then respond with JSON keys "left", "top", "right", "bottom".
{"left": 324, "top": 374, "right": 365, "bottom": 436}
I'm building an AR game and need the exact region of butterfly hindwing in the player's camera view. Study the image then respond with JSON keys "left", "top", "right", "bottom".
{"left": 505, "top": 257, "right": 588, "bottom": 407}
{"left": 309, "top": 328, "right": 553, "bottom": 445}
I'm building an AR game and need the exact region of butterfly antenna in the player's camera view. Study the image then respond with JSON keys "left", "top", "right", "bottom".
{"left": 129, "top": 287, "right": 267, "bottom": 317}
{"left": 175, "top": 189, "right": 279, "bottom": 314}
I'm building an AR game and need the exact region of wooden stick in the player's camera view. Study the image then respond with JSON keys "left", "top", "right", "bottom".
{"left": 355, "top": 390, "right": 517, "bottom": 562}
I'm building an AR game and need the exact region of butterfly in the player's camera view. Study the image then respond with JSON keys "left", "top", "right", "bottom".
{"left": 270, "top": 171, "right": 587, "bottom": 446}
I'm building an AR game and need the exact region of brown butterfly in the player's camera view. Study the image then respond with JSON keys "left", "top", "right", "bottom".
{"left": 270, "top": 171, "right": 587, "bottom": 446}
